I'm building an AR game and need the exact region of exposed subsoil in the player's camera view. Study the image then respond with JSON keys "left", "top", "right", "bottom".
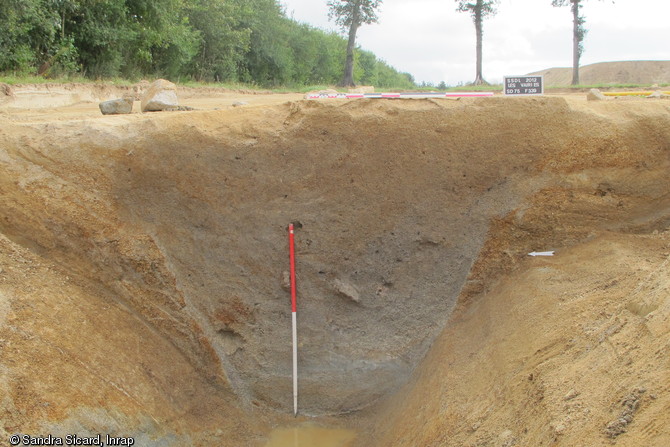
{"left": 0, "top": 86, "right": 669, "bottom": 446}
{"left": 530, "top": 60, "right": 670, "bottom": 86}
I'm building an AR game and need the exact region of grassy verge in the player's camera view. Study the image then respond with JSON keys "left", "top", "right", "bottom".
{"left": 0, "top": 73, "right": 137, "bottom": 86}
{"left": 448, "top": 84, "right": 502, "bottom": 92}
{"left": 0, "top": 74, "right": 340, "bottom": 94}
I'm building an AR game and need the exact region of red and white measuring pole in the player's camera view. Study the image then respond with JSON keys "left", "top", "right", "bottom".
{"left": 305, "top": 91, "right": 494, "bottom": 99}
{"left": 288, "top": 223, "right": 298, "bottom": 416}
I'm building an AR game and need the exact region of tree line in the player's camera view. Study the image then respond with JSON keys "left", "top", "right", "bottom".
{"left": 0, "top": 0, "right": 611, "bottom": 88}
{"left": 0, "top": 0, "right": 414, "bottom": 88}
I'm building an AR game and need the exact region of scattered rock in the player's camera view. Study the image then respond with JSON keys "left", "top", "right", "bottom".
{"left": 497, "top": 429, "right": 516, "bottom": 447}
{"left": 604, "top": 387, "right": 646, "bottom": 438}
{"left": 551, "top": 420, "right": 567, "bottom": 436}
{"left": 1, "top": 83, "right": 13, "bottom": 97}
{"left": 232, "top": 101, "right": 248, "bottom": 107}
{"left": 141, "top": 79, "right": 179, "bottom": 112}
{"left": 304, "top": 89, "right": 339, "bottom": 99}
{"left": 564, "top": 389, "right": 580, "bottom": 401}
{"left": 281, "top": 271, "right": 291, "bottom": 292}
{"left": 333, "top": 279, "right": 360, "bottom": 303}
{"left": 348, "top": 85, "right": 375, "bottom": 94}
{"left": 647, "top": 90, "right": 670, "bottom": 99}
{"left": 587, "top": 88, "right": 607, "bottom": 101}
{"left": 131, "top": 80, "right": 151, "bottom": 100}
{"left": 99, "top": 97, "right": 133, "bottom": 115}
{"left": 595, "top": 182, "right": 614, "bottom": 197}
{"left": 162, "top": 105, "right": 196, "bottom": 112}
{"left": 216, "top": 328, "right": 244, "bottom": 356}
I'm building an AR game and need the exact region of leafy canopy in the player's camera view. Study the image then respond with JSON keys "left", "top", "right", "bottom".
{"left": 327, "top": 0, "right": 382, "bottom": 30}
{"left": 0, "top": 0, "right": 413, "bottom": 88}
{"left": 456, "top": 0, "right": 499, "bottom": 21}
{"left": 551, "top": 0, "right": 588, "bottom": 58}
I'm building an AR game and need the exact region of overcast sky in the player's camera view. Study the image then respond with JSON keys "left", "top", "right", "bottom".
{"left": 280, "top": 0, "right": 669, "bottom": 85}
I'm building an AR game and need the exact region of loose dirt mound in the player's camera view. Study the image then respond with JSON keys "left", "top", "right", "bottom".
{"left": 530, "top": 60, "right": 670, "bottom": 86}
{"left": 1, "top": 90, "right": 669, "bottom": 446}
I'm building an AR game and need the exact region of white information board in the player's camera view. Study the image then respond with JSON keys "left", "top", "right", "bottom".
{"left": 503, "top": 75, "right": 544, "bottom": 96}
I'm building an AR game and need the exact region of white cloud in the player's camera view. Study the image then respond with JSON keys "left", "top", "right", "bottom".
{"left": 281, "top": 0, "right": 670, "bottom": 85}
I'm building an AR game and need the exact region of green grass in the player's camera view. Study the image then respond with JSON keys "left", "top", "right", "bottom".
{"left": 271, "top": 84, "right": 334, "bottom": 93}
{"left": 0, "top": 73, "right": 340, "bottom": 93}
{"left": 448, "top": 84, "right": 503, "bottom": 92}
{"left": 0, "top": 74, "right": 416, "bottom": 94}
{"left": 178, "top": 81, "right": 343, "bottom": 93}
{"left": 0, "top": 73, "right": 138, "bottom": 86}
{"left": 4, "top": 72, "right": 665, "bottom": 93}
{"left": 178, "top": 79, "right": 266, "bottom": 91}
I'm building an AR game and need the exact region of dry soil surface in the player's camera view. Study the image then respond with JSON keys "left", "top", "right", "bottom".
{"left": 530, "top": 60, "right": 670, "bottom": 86}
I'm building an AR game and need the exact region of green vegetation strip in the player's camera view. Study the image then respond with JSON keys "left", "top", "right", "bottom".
{"left": 0, "top": 0, "right": 413, "bottom": 89}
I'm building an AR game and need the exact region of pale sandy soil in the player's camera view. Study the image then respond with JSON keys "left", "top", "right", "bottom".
{"left": 530, "top": 60, "right": 670, "bottom": 86}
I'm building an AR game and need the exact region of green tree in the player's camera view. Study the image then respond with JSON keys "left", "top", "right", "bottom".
{"left": 308, "top": 30, "right": 347, "bottom": 85}
{"left": 356, "top": 49, "right": 378, "bottom": 86}
{"left": 376, "top": 60, "right": 414, "bottom": 89}
{"left": 328, "top": 0, "right": 382, "bottom": 87}
{"left": 70, "top": 0, "right": 131, "bottom": 78}
{"left": 0, "top": 0, "right": 413, "bottom": 86}
{"left": 183, "top": 0, "right": 250, "bottom": 82}
{"left": 288, "top": 24, "right": 321, "bottom": 85}
{"left": 0, "top": 0, "right": 61, "bottom": 73}
{"left": 552, "top": 0, "right": 610, "bottom": 85}
{"left": 455, "top": 0, "right": 499, "bottom": 85}
{"left": 123, "top": 0, "right": 199, "bottom": 78}
{"left": 238, "top": 0, "right": 294, "bottom": 85}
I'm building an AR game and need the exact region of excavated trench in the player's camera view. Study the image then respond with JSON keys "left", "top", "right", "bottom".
{"left": 1, "top": 96, "right": 669, "bottom": 446}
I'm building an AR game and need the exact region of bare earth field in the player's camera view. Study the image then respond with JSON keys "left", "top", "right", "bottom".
{"left": 0, "top": 83, "right": 669, "bottom": 447}
{"left": 530, "top": 60, "right": 670, "bottom": 86}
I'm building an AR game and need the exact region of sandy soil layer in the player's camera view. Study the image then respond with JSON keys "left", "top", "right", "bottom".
{"left": 531, "top": 60, "right": 670, "bottom": 86}
{"left": 365, "top": 231, "right": 670, "bottom": 447}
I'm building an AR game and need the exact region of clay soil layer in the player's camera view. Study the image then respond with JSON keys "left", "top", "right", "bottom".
{"left": 0, "top": 87, "right": 669, "bottom": 446}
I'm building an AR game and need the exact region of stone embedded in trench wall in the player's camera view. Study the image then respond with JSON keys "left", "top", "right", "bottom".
{"left": 333, "top": 279, "right": 360, "bottom": 303}
{"left": 281, "top": 271, "right": 291, "bottom": 292}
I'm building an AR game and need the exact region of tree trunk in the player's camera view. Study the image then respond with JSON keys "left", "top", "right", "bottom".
{"left": 473, "top": 2, "right": 484, "bottom": 85}
{"left": 340, "top": 4, "right": 360, "bottom": 87}
{"left": 571, "top": 0, "right": 580, "bottom": 86}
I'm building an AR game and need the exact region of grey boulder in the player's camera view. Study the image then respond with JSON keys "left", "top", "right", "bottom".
{"left": 99, "top": 98, "right": 133, "bottom": 115}
{"left": 141, "top": 79, "right": 179, "bottom": 112}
